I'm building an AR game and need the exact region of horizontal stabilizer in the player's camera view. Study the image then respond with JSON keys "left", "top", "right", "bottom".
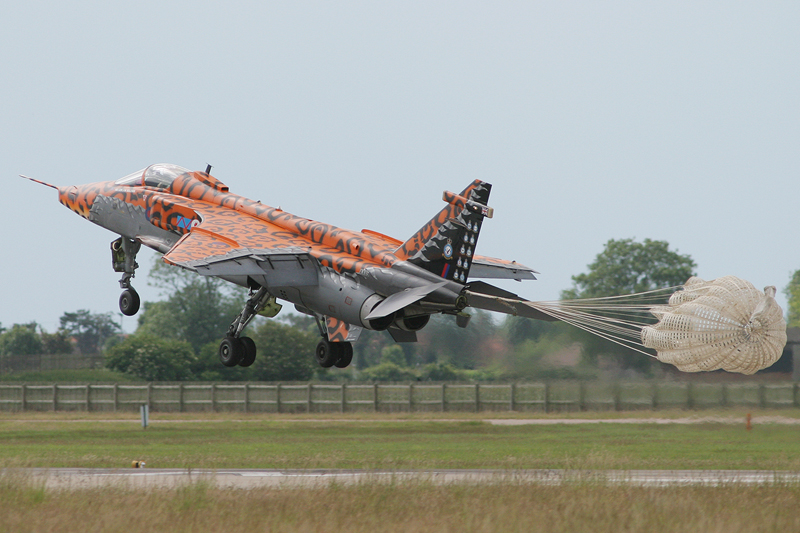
{"left": 467, "top": 280, "right": 525, "bottom": 299}
{"left": 465, "top": 290, "right": 558, "bottom": 322}
{"left": 365, "top": 281, "right": 448, "bottom": 320}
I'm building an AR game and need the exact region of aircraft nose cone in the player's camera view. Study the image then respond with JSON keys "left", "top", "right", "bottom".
{"left": 58, "top": 185, "right": 92, "bottom": 219}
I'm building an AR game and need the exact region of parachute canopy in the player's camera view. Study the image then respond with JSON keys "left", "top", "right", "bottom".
{"left": 518, "top": 275, "right": 787, "bottom": 375}
{"left": 641, "top": 276, "right": 787, "bottom": 375}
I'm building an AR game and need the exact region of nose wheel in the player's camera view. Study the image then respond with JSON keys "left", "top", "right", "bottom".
{"left": 119, "top": 288, "right": 140, "bottom": 316}
{"left": 112, "top": 237, "right": 142, "bottom": 316}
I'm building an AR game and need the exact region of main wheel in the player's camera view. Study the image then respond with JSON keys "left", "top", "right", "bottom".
{"left": 315, "top": 338, "right": 339, "bottom": 368}
{"left": 239, "top": 337, "right": 257, "bottom": 367}
{"left": 219, "top": 337, "right": 243, "bottom": 367}
{"left": 119, "top": 288, "right": 140, "bottom": 316}
{"left": 334, "top": 343, "right": 353, "bottom": 368}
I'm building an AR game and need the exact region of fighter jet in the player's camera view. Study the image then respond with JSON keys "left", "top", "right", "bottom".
{"left": 25, "top": 164, "right": 551, "bottom": 369}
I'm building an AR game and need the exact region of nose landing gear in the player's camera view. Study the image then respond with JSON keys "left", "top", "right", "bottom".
{"left": 112, "top": 237, "right": 141, "bottom": 316}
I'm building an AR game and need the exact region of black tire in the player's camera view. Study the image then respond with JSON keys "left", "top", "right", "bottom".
{"left": 238, "top": 337, "right": 257, "bottom": 367}
{"left": 315, "top": 338, "right": 339, "bottom": 368}
{"left": 334, "top": 343, "right": 353, "bottom": 368}
{"left": 119, "top": 288, "right": 140, "bottom": 316}
{"left": 219, "top": 337, "right": 243, "bottom": 367}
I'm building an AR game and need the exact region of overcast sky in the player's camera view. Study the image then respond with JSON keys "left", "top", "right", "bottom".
{"left": 2, "top": 1, "right": 798, "bottom": 333}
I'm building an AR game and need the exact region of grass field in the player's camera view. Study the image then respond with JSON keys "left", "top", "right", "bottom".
{"left": 1, "top": 410, "right": 800, "bottom": 470}
{"left": 2, "top": 411, "right": 800, "bottom": 532}
{"left": 2, "top": 478, "right": 800, "bottom": 532}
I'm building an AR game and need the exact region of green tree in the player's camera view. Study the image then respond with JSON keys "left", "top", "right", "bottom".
{"left": 784, "top": 269, "right": 800, "bottom": 328}
{"left": 502, "top": 315, "right": 558, "bottom": 347}
{"left": 59, "top": 310, "right": 120, "bottom": 354}
{"left": 247, "top": 320, "right": 316, "bottom": 381}
{"left": 563, "top": 238, "right": 696, "bottom": 299}
{"left": 359, "top": 362, "right": 418, "bottom": 381}
{"left": 0, "top": 323, "right": 43, "bottom": 356}
{"left": 106, "top": 333, "right": 196, "bottom": 381}
{"left": 137, "top": 259, "right": 245, "bottom": 353}
{"left": 562, "top": 238, "right": 696, "bottom": 373}
{"left": 419, "top": 362, "right": 463, "bottom": 381}
{"left": 380, "top": 345, "right": 408, "bottom": 367}
{"left": 416, "top": 311, "right": 497, "bottom": 369}
{"left": 40, "top": 330, "right": 74, "bottom": 354}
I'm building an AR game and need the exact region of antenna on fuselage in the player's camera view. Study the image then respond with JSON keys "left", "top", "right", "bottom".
{"left": 205, "top": 164, "right": 213, "bottom": 175}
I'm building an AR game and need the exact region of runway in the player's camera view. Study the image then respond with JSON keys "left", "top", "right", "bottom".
{"left": 10, "top": 468, "right": 800, "bottom": 490}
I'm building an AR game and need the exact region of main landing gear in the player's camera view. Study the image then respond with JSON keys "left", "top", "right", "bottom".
{"left": 112, "top": 237, "right": 141, "bottom": 316}
{"left": 218, "top": 287, "right": 278, "bottom": 368}
{"left": 315, "top": 338, "right": 353, "bottom": 368}
{"left": 310, "top": 315, "right": 353, "bottom": 369}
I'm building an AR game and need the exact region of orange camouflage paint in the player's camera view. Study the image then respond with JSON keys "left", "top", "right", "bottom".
{"left": 56, "top": 169, "right": 501, "bottom": 282}
{"left": 394, "top": 180, "right": 489, "bottom": 260}
{"left": 58, "top": 170, "right": 419, "bottom": 277}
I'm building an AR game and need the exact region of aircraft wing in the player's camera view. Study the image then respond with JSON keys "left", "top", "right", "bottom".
{"left": 469, "top": 255, "right": 538, "bottom": 281}
{"left": 167, "top": 243, "right": 320, "bottom": 287}
{"left": 161, "top": 203, "right": 321, "bottom": 287}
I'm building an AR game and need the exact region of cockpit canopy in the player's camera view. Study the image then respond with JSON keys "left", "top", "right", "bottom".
{"left": 115, "top": 164, "right": 191, "bottom": 189}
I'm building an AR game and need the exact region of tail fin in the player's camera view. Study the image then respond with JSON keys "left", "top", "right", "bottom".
{"left": 395, "top": 180, "right": 493, "bottom": 283}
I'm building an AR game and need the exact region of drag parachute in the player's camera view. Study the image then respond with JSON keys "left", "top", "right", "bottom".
{"left": 517, "top": 276, "right": 787, "bottom": 375}
{"left": 641, "top": 277, "right": 786, "bottom": 374}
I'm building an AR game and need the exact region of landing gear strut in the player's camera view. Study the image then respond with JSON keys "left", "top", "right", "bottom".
{"left": 218, "top": 287, "right": 279, "bottom": 368}
{"left": 111, "top": 237, "right": 141, "bottom": 316}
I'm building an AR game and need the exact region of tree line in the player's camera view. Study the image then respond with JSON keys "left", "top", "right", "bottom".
{"left": 6, "top": 237, "right": 787, "bottom": 382}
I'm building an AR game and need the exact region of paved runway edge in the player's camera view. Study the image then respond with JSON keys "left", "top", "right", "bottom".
{"left": 7, "top": 468, "right": 800, "bottom": 490}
